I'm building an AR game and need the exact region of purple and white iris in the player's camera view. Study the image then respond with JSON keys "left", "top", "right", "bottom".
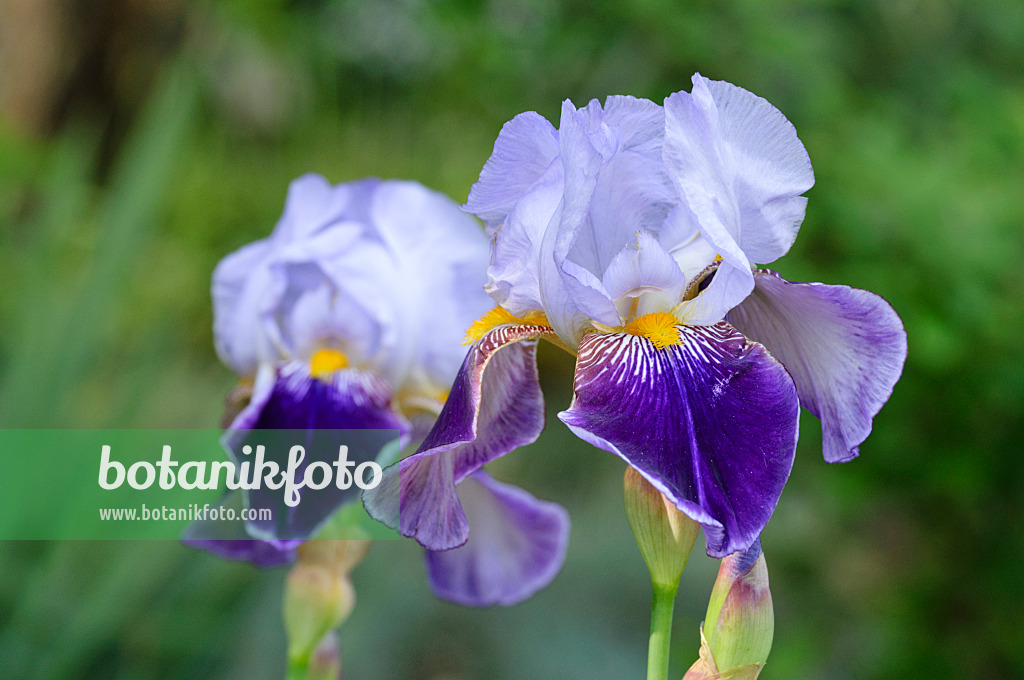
{"left": 188, "top": 174, "right": 570, "bottom": 607}
{"left": 367, "top": 74, "right": 907, "bottom": 559}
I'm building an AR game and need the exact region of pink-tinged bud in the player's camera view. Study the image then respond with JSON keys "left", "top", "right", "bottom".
{"left": 284, "top": 541, "right": 369, "bottom": 667}
{"left": 623, "top": 467, "right": 700, "bottom": 590}
{"left": 306, "top": 632, "right": 343, "bottom": 680}
{"left": 683, "top": 544, "right": 773, "bottom": 680}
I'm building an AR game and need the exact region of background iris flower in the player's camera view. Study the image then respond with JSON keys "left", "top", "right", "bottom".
{"left": 374, "top": 74, "right": 906, "bottom": 560}
{"left": 189, "top": 173, "right": 570, "bottom": 607}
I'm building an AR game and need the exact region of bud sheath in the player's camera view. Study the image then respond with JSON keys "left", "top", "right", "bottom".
{"left": 624, "top": 467, "right": 700, "bottom": 590}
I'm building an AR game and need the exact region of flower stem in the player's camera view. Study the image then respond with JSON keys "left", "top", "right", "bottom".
{"left": 286, "top": 658, "right": 308, "bottom": 680}
{"left": 647, "top": 581, "right": 679, "bottom": 680}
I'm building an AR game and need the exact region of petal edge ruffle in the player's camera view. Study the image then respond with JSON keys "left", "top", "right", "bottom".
{"left": 364, "top": 322, "right": 554, "bottom": 551}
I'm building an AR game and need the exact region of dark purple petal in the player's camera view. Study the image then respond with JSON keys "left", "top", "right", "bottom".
{"left": 365, "top": 323, "right": 553, "bottom": 550}
{"left": 227, "top": 361, "right": 407, "bottom": 433}
{"left": 558, "top": 324, "right": 799, "bottom": 558}
{"left": 424, "top": 471, "right": 570, "bottom": 607}
{"left": 728, "top": 270, "right": 908, "bottom": 463}
{"left": 184, "top": 538, "right": 299, "bottom": 567}
{"left": 182, "top": 491, "right": 299, "bottom": 567}
{"left": 225, "top": 361, "right": 407, "bottom": 541}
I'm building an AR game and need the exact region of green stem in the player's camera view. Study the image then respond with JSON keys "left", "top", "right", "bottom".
{"left": 286, "top": 657, "right": 308, "bottom": 680}
{"left": 647, "top": 581, "right": 679, "bottom": 680}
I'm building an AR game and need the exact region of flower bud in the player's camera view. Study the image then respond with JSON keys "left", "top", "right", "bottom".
{"left": 683, "top": 543, "right": 773, "bottom": 680}
{"left": 623, "top": 466, "right": 700, "bottom": 590}
{"left": 284, "top": 563, "right": 355, "bottom": 666}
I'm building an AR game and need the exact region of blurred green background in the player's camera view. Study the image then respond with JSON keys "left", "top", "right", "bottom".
{"left": 1, "top": 0, "right": 1022, "bottom": 678}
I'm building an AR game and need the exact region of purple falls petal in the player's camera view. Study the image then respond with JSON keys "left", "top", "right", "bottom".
{"left": 728, "top": 270, "right": 908, "bottom": 463}
{"left": 225, "top": 361, "right": 407, "bottom": 541}
{"left": 184, "top": 538, "right": 299, "bottom": 567}
{"left": 558, "top": 324, "right": 799, "bottom": 558}
{"left": 424, "top": 471, "right": 570, "bottom": 607}
{"left": 182, "top": 491, "right": 300, "bottom": 567}
{"left": 365, "top": 322, "right": 554, "bottom": 551}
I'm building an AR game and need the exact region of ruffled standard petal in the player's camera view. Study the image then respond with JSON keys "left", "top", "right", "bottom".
{"left": 664, "top": 75, "right": 813, "bottom": 265}
{"left": 212, "top": 239, "right": 276, "bottom": 376}
{"left": 226, "top": 361, "right": 408, "bottom": 541}
{"left": 465, "top": 112, "right": 561, "bottom": 230}
{"left": 559, "top": 324, "right": 799, "bottom": 558}
{"left": 664, "top": 74, "right": 814, "bottom": 323}
{"left": 555, "top": 97, "right": 678, "bottom": 333}
{"left": 424, "top": 471, "right": 570, "bottom": 607}
{"left": 365, "top": 322, "right": 554, "bottom": 550}
{"left": 485, "top": 164, "right": 565, "bottom": 320}
{"left": 728, "top": 270, "right": 908, "bottom": 463}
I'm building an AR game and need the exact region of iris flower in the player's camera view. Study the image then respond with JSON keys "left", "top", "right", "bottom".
{"left": 188, "top": 174, "right": 570, "bottom": 606}
{"left": 367, "top": 74, "right": 907, "bottom": 559}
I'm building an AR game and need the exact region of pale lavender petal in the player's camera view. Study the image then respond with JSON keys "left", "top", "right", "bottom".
{"left": 367, "top": 180, "right": 493, "bottom": 387}
{"left": 484, "top": 163, "right": 564, "bottom": 319}
{"left": 664, "top": 74, "right": 813, "bottom": 323}
{"left": 556, "top": 98, "right": 677, "bottom": 330}
{"left": 558, "top": 258, "right": 621, "bottom": 327}
{"left": 365, "top": 322, "right": 554, "bottom": 550}
{"left": 664, "top": 75, "right": 813, "bottom": 264}
{"left": 602, "top": 230, "right": 687, "bottom": 319}
{"left": 465, "top": 112, "right": 561, "bottom": 230}
{"left": 559, "top": 324, "right": 799, "bottom": 558}
{"left": 548, "top": 98, "right": 614, "bottom": 341}
{"left": 663, "top": 79, "right": 753, "bottom": 323}
{"left": 225, "top": 360, "right": 408, "bottom": 541}
{"left": 424, "top": 471, "right": 570, "bottom": 607}
{"left": 701, "top": 78, "right": 813, "bottom": 263}
{"left": 272, "top": 173, "right": 354, "bottom": 241}
{"left": 672, "top": 258, "right": 755, "bottom": 326}
{"left": 212, "top": 239, "right": 276, "bottom": 376}
{"left": 602, "top": 95, "right": 666, "bottom": 156}
{"left": 264, "top": 252, "right": 385, "bottom": 367}
{"left": 728, "top": 270, "right": 908, "bottom": 463}
{"left": 214, "top": 175, "right": 491, "bottom": 397}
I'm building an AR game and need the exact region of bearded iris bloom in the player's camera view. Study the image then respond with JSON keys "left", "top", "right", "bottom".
{"left": 366, "top": 74, "right": 907, "bottom": 559}
{"left": 188, "top": 174, "right": 570, "bottom": 607}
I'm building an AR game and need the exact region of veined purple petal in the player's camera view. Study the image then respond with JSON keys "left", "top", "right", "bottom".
{"left": 728, "top": 270, "right": 908, "bottom": 463}
{"left": 558, "top": 324, "right": 799, "bottom": 558}
{"left": 424, "top": 471, "right": 570, "bottom": 607}
{"left": 225, "top": 361, "right": 408, "bottom": 541}
{"left": 365, "top": 323, "right": 553, "bottom": 551}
